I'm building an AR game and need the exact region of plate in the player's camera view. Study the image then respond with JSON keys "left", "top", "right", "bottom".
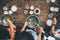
{"left": 55, "top": 34, "right": 60, "bottom": 39}
{"left": 46, "top": 19, "right": 52, "bottom": 26}
{"left": 34, "top": 8, "right": 41, "bottom": 15}
{"left": 56, "top": 29, "right": 60, "bottom": 34}
{"left": 55, "top": 29, "right": 60, "bottom": 39}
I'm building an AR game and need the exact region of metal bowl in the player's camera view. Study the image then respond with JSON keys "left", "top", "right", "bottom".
{"left": 26, "top": 15, "right": 40, "bottom": 28}
{"left": 1, "top": 14, "right": 14, "bottom": 26}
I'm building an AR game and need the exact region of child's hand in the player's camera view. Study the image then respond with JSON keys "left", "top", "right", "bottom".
{"left": 7, "top": 19, "right": 12, "bottom": 25}
{"left": 36, "top": 27, "right": 43, "bottom": 34}
{"left": 24, "top": 22, "right": 27, "bottom": 27}
{"left": 7, "top": 19, "right": 15, "bottom": 40}
{"left": 7, "top": 19, "right": 16, "bottom": 29}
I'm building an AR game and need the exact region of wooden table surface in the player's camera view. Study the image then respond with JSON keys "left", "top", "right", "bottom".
{"left": 0, "top": 0, "right": 54, "bottom": 27}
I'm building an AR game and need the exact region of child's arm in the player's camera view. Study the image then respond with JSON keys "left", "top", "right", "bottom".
{"left": 36, "top": 27, "right": 43, "bottom": 40}
{"left": 20, "top": 22, "right": 27, "bottom": 32}
{"left": 7, "top": 20, "right": 16, "bottom": 40}
{"left": 51, "top": 18, "right": 57, "bottom": 35}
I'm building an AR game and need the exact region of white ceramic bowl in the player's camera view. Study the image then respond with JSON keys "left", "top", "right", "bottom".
{"left": 3, "top": 6, "right": 8, "bottom": 11}
{"left": 50, "top": 7, "right": 55, "bottom": 11}
{"left": 25, "top": 5, "right": 29, "bottom": 9}
{"left": 29, "top": 11, "right": 34, "bottom": 15}
{"left": 8, "top": 10, "right": 13, "bottom": 14}
{"left": 24, "top": 10, "right": 28, "bottom": 14}
{"left": 48, "top": 13, "right": 53, "bottom": 18}
{"left": 46, "top": 0, "right": 51, "bottom": 3}
{"left": 30, "top": 5, "right": 34, "bottom": 10}
{"left": 4, "top": 11, "right": 8, "bottom": 14}
{"left": 11, "top": 5, "right": 17, "bottom": 12}
{"left": 54, "top": 7, "right": 59, "bottom": 12}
